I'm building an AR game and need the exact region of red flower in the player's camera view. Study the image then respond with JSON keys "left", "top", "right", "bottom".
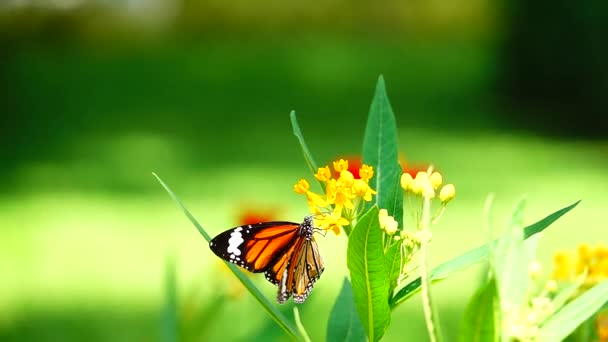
{"left": 335, "top": 155, "right": 427, "bottom": 180}
{"left": 237, "top": 207, "right": 278, "bottom": 225}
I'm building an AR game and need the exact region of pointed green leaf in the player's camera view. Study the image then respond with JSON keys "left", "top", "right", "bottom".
{"left": 327, "top": 278, "right": 367, "bottom": 342}
{"left": 153, "top": 173, "right": 300, "bottom": 341}
{"left": 385, "top": 242, "right": 403, "bottom": 296}
{"left": 539, "top": 279, "right": 608, "bottom": 341}
{"left": 362, "top": 76, "right": 403, "bottom": 228}
{"left": 549, "top": 271, "right": 587, "bottom": 319}
{"left": 390, "top": 200, "right": 580, "bottom": 309}
{"left": 290, "top": 110, "right": 319, "bottom": 177}
{"left": 494, "top": 198, "right": 529, "bottom": 325}
{"left": 347, "top": 206, "right": 391, "bottom": 341}
{"left": 458, "top": 276, "right": 500, "bottom": 342}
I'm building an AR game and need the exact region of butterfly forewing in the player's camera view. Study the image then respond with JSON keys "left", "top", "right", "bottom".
{"left": 209, "top": 221, "right": 300, "bottom": 272}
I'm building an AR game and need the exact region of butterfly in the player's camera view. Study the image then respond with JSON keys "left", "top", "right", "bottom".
{"left": 209, "top": 215, "right": 324, "bottom": 304}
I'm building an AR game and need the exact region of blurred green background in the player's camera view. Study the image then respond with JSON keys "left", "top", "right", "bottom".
{"left": 1, "top": 1, "right": 607, "bottom": 341}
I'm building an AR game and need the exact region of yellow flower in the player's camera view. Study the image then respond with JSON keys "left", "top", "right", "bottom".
{"left": 411, "top": 178, "right": 425, "bottom": 195}
{"left": 400, "top": 173, "right": 413, "bottom": 191}
{"left": 296, "top": 159, "right": 378, "bottom": 232}
{"left": 553, "top": 244, "right": 608, "bottom": 286}
{"left": 553, "top": 251, "right": 573, "bottom": 280}
{"left": 316, "top": 209, "right": 349, "bottom": 235}
{"left": 314, "top": 166, "right": 332, "bottom": 182}
{"left": 359, "top": 164, "right": 374, "bottom": 182}
{"left": 415, "top": 171, "right": 429, "bottom": 182}
{"left": 597, "top": 312, "right": 608, "bottom": 342}
{"left": 439, "top": 184, "right": 455, "bottom": 202}
{"left": 338, "top": 170, "right": 355, "bottom": 188}
{"left": 410, "top": 171, "right": 432, "bottom": 196}
{"left": 333, "top": 159, "right": 348, "bottom": 172}
{"left": 378, "top": 209, "right": 398, "bottom": 235}
{"left": 353, "top": 179, "right": 377, "bottom": 201}
{"left": 326, "top": 175, "right": 356, "bottom": 210}
{"left": 293, "top": 179, "right": 327, "bottom": 213}
{"left": 429, "top": 172, "right": 443, "bottom": 189}
{"left": 334, "top": 186, "right": 355, "bottom": 210}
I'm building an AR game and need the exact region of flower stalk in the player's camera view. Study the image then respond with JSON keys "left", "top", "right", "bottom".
{"left": 419, "top": 167, "right": 443, "bottom": 342}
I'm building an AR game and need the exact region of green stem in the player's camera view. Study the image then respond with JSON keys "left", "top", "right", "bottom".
{"left": 419, "top": 191, "right": 442, "bottom": 342}
{"left": 293, "top": 307, "right": 312, "bottom": 342}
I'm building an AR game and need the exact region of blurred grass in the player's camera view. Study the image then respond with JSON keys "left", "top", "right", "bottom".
{"left": 1, "top": 37, "right": 607, "bottom": 341}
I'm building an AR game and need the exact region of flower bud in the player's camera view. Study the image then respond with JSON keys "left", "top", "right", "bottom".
{"left": 314, "top": 166, "right": 331, "bottom": 182}
{"left": 293, "top": 179, "right": 310, "bottom": 194}
{"left": 429, "top": 172, "right": 442, "bottom": 189}
{"left": 339, "top": 170, "right": 355, "bottom": 187}
{"left": 439, "top": 184, "right": 455, "bottom": 202}
{"left": 400, "top": 173, "right": 413, "bottom": 192}
{"left": 333, "top": 159, "right": 348, "bottom": 172}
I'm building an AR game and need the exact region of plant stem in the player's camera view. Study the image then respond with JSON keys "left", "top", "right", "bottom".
{"left": 293, "top": 307, "right": 312, "bottom": 342}
{"left": 419, "top": 193, "right": 442, "bottom": 342}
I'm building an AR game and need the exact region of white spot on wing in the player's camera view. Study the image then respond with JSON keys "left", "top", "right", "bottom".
{"left": 227, "top": 230, "right": 244, "bottom": 256}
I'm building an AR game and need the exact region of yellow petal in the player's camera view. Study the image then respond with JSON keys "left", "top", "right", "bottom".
{"left": 353, "top": 179, "right": 368, "bottom": 197}
{"left": 306, "top": 191, "right": 327, "bottom": 207}
{"left": 293, "top": 179, "right": 310, "bottom": 194}
{"left": 363, "top": 187, "right": 376, "bottom": 202}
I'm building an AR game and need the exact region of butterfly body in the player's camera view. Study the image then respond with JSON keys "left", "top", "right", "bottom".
{"left": 209, "top": 216, "right": 324, "bottom": 304}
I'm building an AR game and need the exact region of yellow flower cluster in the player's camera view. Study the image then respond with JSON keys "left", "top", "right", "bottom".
{"left": 400, "top": 170, "right": 455, "bottom": 202}
{"left": 294, "top": 159, "right": 377, "bottom": 235}
{"left": 553, "top": 244, "right": 608, "bottom": 287}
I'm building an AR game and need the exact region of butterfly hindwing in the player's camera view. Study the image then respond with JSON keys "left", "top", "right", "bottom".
{"left": 209, "top": 221, "right": 300, "bottom": 272}
{"left": 292, "top": 238, "right": 324, "bottom": 303}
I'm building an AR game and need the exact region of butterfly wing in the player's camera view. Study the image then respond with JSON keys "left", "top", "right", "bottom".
{"left": 209, "top": 221, "right": 300, "bottom": 272}
{"left": 276, "top": 236, "right": 324, "bottom": 304}
{"left": 210, "top": 216, "right": 324, "bottom": 304}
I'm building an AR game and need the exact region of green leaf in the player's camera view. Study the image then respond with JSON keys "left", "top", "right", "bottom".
{"left": 347, "top": 206, "right": 391, "bottom": 341}
{"left": 162, "top": 256, "right": 179, "bottom": 342}
{"left": 549, "top": 271, "right": 587, "bottom": 319}
{"left": 493, "top": 198, "right": 529, "bottom": 326}
{"left": 327, "top": 278, "right": 367, "bottom": 342}
{"left": 390, "top": 200, "right": 580, "bottom": 309}
{"left": 362, "top": 76, "right": 403, "bottom": 228}
{"left": 385, "top": 242, "right": 402, "bottom": 296}
{"left": 153, "top": 173, "right": 301, "bottom": 341}
{"left": 539, "top": 279, "right": 608, "bottom": 341}
{"left": 458, "top": 277, "right": 500, "bottom": 342}
{"left": 290, "top": 110, "right": 319, "bottom": 177}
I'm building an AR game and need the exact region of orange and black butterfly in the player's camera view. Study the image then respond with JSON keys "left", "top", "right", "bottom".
{"left": 209, "top": 216, "right": 324, "bottom": 304}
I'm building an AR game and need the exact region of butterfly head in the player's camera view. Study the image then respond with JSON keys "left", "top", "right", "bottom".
{"left": 300, "top": 215, "right": 316, "bottom": 240}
